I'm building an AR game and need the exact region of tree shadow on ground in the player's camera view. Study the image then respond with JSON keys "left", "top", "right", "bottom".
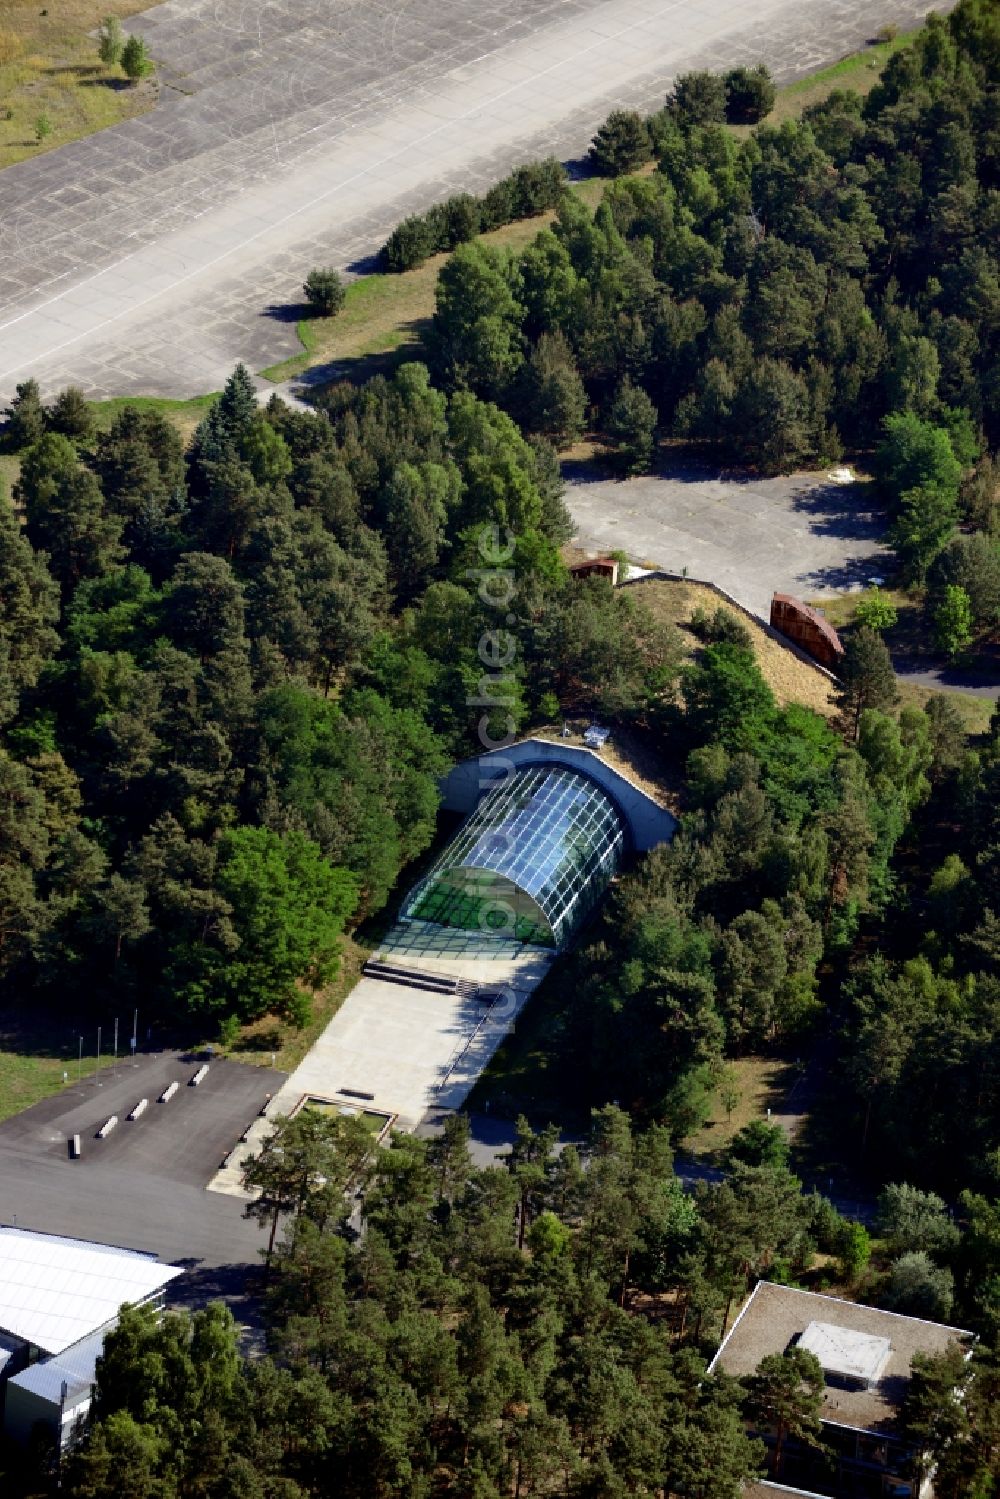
{"left": 168, "top": 1259, "right": 271, "bottom": 1349}
{"left": 292, "top": 319, "right": 432, "bottom": 393}
{"left": 788, "top": 1053, "right": 881, "bottom": 1213}
{"left": 561, "top": 451, "right": 839, "bottom": 489}
{"left": 874, "top": 597, "right": 929, "bottom": 660}
{"left": 346, "top": 252, "right": 380, "bottom": 276}
{"left": 790, "top": 481, "right": 886, "bottom": 542}
{"left": 78, "top": 77, "right": 132, "bottom": 91}
{"left": 263, "top": 299, "right": 311, "bottom": 325}
{"left": 896, "top": 654, "right": 1000, "bottom": 691}
{"left": 168, "top": 1259, "right": 260, "bottom": 1309}
{"left": 560, "top": 455, "right": 608, "bottom": 485}
{"left": 800, "top": 556, "right": 891, "bottom": 594}
{"left": 233, "top": 1027, "right": 283, "bottom": 1053}
{"left": 0, "top": 1006, "right": 157, "bottom": 1062}
{"left": 563, "top": 154, "right": 592, "bottom": 181}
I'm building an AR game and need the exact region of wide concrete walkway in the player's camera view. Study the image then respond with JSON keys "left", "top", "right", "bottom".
{"left": 209, "top": 922, "right": 553, "bottom": 1196}
{"left": 0, "top": 0, "right": 947, "bottom": 400}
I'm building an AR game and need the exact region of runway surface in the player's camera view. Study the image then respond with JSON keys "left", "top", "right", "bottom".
{"left": 0, "top": 0, "right": 947, "bottom": 400}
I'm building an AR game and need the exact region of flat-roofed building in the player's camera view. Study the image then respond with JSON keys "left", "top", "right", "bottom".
{"left": 0, "top": 1226, "right": 182, "bottom": 1451}
{"left": 797, "top": 1321, "right": 892, "bottom": 1391}
{"left": 709, "top": 1282, "right": 973, "bottom": 1499}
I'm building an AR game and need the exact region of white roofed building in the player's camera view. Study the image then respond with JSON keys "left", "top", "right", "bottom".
{"left": 797, "top": 1321, "right": 893, "bottom": 1392}
{"left": 709, "top": 1282, "right": 973, "bottom": 1499}
{"left": 0, "top": 1226, "right": 181, "bottom": 1451}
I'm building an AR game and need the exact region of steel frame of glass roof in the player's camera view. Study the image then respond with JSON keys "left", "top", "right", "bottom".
{"left": 403, "top": 764, "right": 626, "bottom": 947}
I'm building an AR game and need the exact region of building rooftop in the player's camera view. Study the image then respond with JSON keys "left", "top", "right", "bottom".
{"left": 439, "top": 736, "right": 679, "bottom": 858}
{"left": 7, "top": 1327, "right": 106, "bottom": 1405}
{"left": 0, "top": 1226, "right": 182, "bottom": 1356}
{"left": 798, "top": 1321, "right": 891, "bottom": 1389}
{"left": 406, "top": 762, "right": 626, "bottom": 947}
{"left": 709, "top": 1282, "right": 972, "bottom": 1435}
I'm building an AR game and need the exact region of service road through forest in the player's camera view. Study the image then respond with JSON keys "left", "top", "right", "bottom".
{"left": 0, "top": 0, "right": 953, "bottom": 402}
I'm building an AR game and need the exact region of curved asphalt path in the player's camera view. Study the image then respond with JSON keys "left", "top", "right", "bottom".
{"left": 893, "top": 661, "right": 1000, "bottom": 700}
{"left": 0, "top": 0, "right": 950, "bottom": 402}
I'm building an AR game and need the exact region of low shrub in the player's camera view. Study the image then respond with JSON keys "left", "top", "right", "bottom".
{"left": 689, "top": 604, "right": 753, "bottom": 649}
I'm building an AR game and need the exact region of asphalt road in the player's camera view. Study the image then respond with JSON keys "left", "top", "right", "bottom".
{"left": 893, "top": 660, "right": 1000, "bottom": 700}
{"left": 420, "top": 1110, "right": 879, "bottom": 1222}
{"left": 0, "top": 1052, "right": 285, "bottom": 1269}
{"left": 0, "top": 0, "right": 950, "bottom": 401}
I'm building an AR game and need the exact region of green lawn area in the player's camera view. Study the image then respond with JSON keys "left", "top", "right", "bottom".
{"left": 87, "top": 392, "right": 218, "bottom": 445}
{"left": 809, "top": 588, "right": 998, "bottom": 737}
{"left": 0, "top": 0, "right": 155, "bottom": 171}
{"left": 806, "top": 588, "right": 906, "bottom": 633}
{"left": 0, "top": 1005, "right": 120, "bottom": 1122}
{"left": 683, "top": 1056, "right": 798, "bottom": 1162}
{"left": 766, "top": 29, "right": 914, "bottom": 123}
{"left": 260, "top": 210, "right": 569, "bottom": 385}
{"left": 897, "top": 679, "right": 996, "bottom": 737}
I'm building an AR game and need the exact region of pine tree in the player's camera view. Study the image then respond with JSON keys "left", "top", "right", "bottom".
{"left": 522, "top": 331, "right": 587, "bottom": 447}
{"left": 97, "top": 14, "right": 123, "bottom": 66}
{"left": 3, "top": 377, "right": 46, "bottom": 448}
{"left": 303, "top": 267, "right": 346, "bottom": 317}
{"left": 604, "top": 377, "right": 657, "bottom": 474}
{"left": 839, "top": 626, "right": 898, "bottom": 738}
{"left": 589, "top": 110, "right": 652, "bottom": 176}
{"left": 120, "top": 33, "right": 152, "bottom": 82}
{"left": 744, "top": 1348, "right": 824, "bottom": 1478}
{"left": 47, "top": 385, "right": 94, "bottom": 441}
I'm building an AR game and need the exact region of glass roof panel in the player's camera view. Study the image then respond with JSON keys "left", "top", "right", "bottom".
{"left": 403, "top": 765, "right": 625, "bottom": 947}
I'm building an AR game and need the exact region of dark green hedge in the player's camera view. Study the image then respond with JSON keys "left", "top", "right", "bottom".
{"left": 377, "top": 158, "right": 566, "bottom": 272}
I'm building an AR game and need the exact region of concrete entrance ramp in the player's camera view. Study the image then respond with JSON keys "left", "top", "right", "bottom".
{"left": 208, "top": 923, "right": 552, "bottom": 1196}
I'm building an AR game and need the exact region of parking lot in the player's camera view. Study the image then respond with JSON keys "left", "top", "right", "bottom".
{"left": 0, "top": 1052, "right": 285, "bottom": 1271}
{"left": 567, "top": 465, "right": 890, "bottom": 617}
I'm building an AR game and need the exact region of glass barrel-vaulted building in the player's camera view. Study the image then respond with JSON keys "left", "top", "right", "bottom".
{"left": 403, "top": 764, "right": 626, "bottom": 947}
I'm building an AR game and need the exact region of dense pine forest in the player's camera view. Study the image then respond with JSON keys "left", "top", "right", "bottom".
{"left": 2, "top": 0, "right": 1000, "bottom": 1493}
{"left": 1, "top": 363, "right": 678, "bottom": 1027}
{"left": 56, "top": 1106, "right": 1000, "bottom": 1498}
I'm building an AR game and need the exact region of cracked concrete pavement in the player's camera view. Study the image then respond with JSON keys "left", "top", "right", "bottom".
{"left": 566, "top": 465, "right": 892, "bottom": 618}
{"left": 0, "top": 0, "right": 952, "bottom": 402}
